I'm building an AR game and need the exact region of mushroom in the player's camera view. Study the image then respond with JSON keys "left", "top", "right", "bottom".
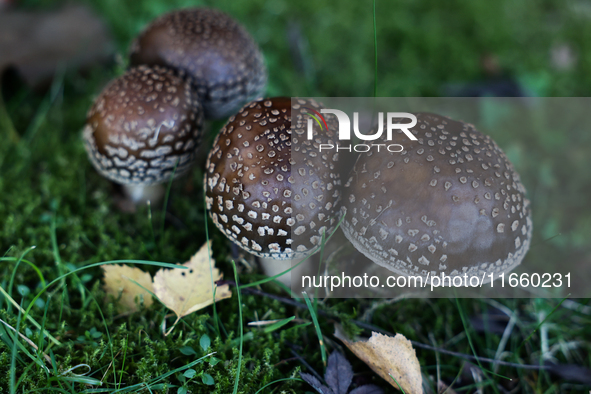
{"left": 204, "top": 97, "right": 341, "bottom": 282}
{"left": 341, "top": 112, "right": 532, "bottom": 283}
{"left": 83, "top": 65, "right": 203, "bottom": 205}
{"left": 129, "top": 7, "right": 267, "bottom": 120}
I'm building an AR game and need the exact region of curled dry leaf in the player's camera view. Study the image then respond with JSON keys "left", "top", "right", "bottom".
{"left": 102, "top": 264, "right": 154, "bottom": 313}
{"left": 153, "top": 241, "right": 231, "bottom": 334}
{"left": 335, "top": 328, "right": 423, "bottom": 394}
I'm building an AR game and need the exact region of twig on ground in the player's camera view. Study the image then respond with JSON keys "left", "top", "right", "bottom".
{"left": 223, "top": 280, "right": 549, "bottom": 371}
{"left": 0, "top": 317, "right": 52, "bottom": 364}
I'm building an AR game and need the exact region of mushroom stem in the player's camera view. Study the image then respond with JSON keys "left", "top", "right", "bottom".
{"left": 122, "top": 183, "right": 165, "bottom": 205}
{"left": 258, "top": 256, "right": 310, "bottom": 287}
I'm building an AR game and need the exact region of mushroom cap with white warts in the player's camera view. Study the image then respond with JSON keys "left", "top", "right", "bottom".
{"left": 341, "top": 113, "right": 532, "bottom": 282}
{"left": 129, "top": 8, "right": 267, "bottom": 120}
{"left": 204, "top": 97, "right": 342, "bottom": 260}
{"left": 83, "top": 65, "right": 203, "bottom": 187}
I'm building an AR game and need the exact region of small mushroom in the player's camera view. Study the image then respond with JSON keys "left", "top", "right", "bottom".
{"left": 83, "top": 65, "right": 203, "bottom": 205}
{"left": 129, "top": 7, "right": 267, "bottom": 120}
{"left": 342, "top": 113, "right": 532, "bottom": 283}
{"left": 204, "top": 97, "right": 341, "bottom": 282}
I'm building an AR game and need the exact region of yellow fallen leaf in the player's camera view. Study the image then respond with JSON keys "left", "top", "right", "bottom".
{"left": 102, "top": 264, "right": 154, "bottom": 313}
{"left": 153, "top": 241, "right": 231, "bottom": 335}
{"left": 335, "top": 329, "right": 423, "bottom": 394}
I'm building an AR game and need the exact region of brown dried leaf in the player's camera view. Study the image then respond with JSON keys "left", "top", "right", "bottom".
{"left": 102, "top": 264, "right": 154, "bottom": 313}
{"left": 153, "top": 241, "right": 231, "bottom": 333}
{"left": 336, "top": 329, "right": 423, "bottom": 394}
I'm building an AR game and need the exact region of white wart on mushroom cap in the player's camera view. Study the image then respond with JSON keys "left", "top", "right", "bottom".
{"left": 129, "top": 7, "right": 267, "bottom": 120}
{"left": 83, "top": 65, "right": 203, "bottom": 199}
{"left": 342, "top": 113, "right": 532, "bottom": 281}
{"left": 204, "top": 97, "right": 341, "bottom": 260}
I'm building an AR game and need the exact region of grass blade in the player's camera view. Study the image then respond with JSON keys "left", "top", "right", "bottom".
{"left": 516, "top": 295, "right": 569, "bottom": 356}
{"left": 231, "top": 260, "right": 244, "bottom": 394}
{"left": 263, "top": 316, "right": 296, "bottom": 333}
{"left": 302, "top": 291, "right": 326, "bottom": 366}
{"left": 254, "top": 377, "right": 304, "bottom": 394}
{"left": 0, "top": 286, "right": 61, "bottom": 346}
{"left": 373, "top": 0, "right": 378, "bottom": 97}
{"left": 204, "top": 197, "right": 221, "bottom": 337}
{"left": 455, "top": 297, "right": 507, "bottom": 391}
{"left": 22, "top": 260, "right": 187, "bottom": 322}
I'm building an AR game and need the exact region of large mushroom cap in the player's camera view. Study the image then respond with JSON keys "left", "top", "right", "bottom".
{"left": 342, "top": 113, "right": 532, "bottom": 282}
{"left": 83, "top": 65, "right": 203, "bottom": 187}
{"left": 204, "top": 97, "right": 341, "bottom": 260}
{"left": 129, "top": 7, "right": 267, "bottom": 120}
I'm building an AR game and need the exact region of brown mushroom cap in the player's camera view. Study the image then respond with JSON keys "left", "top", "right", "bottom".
{"left": 342, "top": 112, "right": 532, "bottom": 281}
{"left": 129, "top": 7, "right": 267, "bottom": 120}
{"left": 204, "top": 97, "right": 341, "bottom": 260}
{"left": 83, "top": 65, "right": 203, "bottom": 186}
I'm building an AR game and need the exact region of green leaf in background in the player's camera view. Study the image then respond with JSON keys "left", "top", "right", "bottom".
{"left": 199, "top": 334, "right": 211, "bottom": 352}
{"left": 180, "top": 346, "right": 197, "bottom": 356}
{"left": 201, "top": 373, "right": 215, "bottom": 386}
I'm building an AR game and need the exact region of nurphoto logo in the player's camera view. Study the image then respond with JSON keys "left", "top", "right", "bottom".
{"left": 304, "top": 108, "right": 418, "bottom": 152}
